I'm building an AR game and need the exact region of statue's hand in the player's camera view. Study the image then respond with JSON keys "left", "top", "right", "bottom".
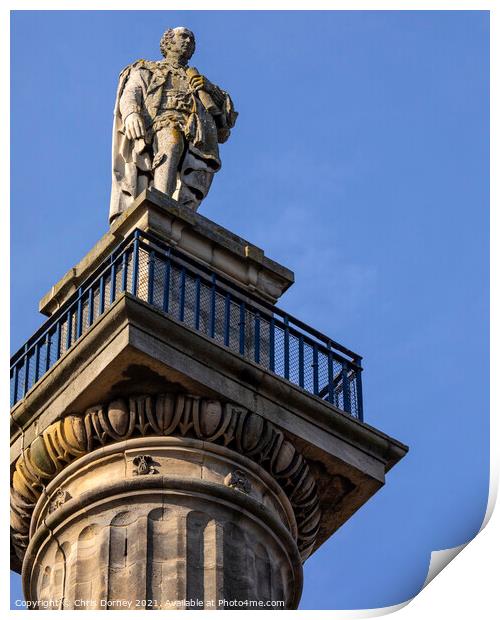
{"left": 190, "top": 74, "right": 211, "bottom": 93}
{"left": 124, "top": 112, "right": 145, "bottom": 140}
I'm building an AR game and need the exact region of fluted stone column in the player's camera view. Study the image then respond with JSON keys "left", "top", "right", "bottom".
{"left": 13, "top": 394, "right": 317, "bottom": 610}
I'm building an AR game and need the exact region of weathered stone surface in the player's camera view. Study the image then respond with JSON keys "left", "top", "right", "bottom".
{"left": 23, "top": 438, "right": 302, "bottom": 609}
{"left": 11, "top": 392, "right": 321, "bottom": 567}
{"left": 109, "top": 27, "right": 238, "bottom": 222}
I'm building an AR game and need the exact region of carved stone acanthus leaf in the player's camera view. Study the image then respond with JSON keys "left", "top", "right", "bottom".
{"left": 11, "top": 392, "right": 321, "bottom": 564}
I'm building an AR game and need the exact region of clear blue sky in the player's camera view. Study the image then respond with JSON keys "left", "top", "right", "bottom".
{"left": 10, "top": 10, "right": 489, "bottom": 610}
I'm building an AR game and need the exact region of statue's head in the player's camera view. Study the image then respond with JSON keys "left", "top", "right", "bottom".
{"left": 160, "top": 27, "right": 195, "bottom": 62}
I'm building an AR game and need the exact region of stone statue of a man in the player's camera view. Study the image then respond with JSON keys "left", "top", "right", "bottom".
{"left": 109, "top": 27, "right": 238, "bottom": 223}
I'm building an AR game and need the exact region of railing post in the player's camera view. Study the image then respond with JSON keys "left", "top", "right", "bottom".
{"left": 121, "top": 249, "right": 128, "bottom": 293}
{"left": 239, "top": 302, "right": 246, "bottom": 355}
{"left": 327, "top": 341, "right": 334, "bottom": 405}
{"left": 284, "top": 317, "right": 290, "bottom": 380}
{"left": 354, "top": 356, "right": 364, "bottom": 421}
{"left": 312, "top": 344, "right": 319, "bottom": 395}
{"left": 131, "top": 230, "right": 140, "bottom": 297}
{"left": 88, "top": 287, "right": 94, "bottom": 327}
{"left": 298, "top": 335, "right": 305, "bottom": 388}
{"left": 147, "top": 250, "right": 156, "bottom": 305}
{"left": 254, "top": 311, "right": 261, "bottom": 364}
{"left": 23, "top": 344, "right": 29, "bottom": 398}
{"left": 76, "top": 287, "right": 83, "bottom": 339}
{"left": 269, "top": 316, "right": 275, "bottom": 372}
{"left": 54, "top": 320, "right": 61, "bottom": 362}
{"left": 45, "top": 332, "right": 51, "bottom": 373}
{"left": 110, "top": 253, "right": 117, "bottom": 304}
{"left": 66, "top": 309, "right": 72, "bottom": 351}
{"left": 342, "top": 362, "right": 352, "bottom": 414}
{"left": 99, "top": 276, "right": 105, "bottom": 316}
{"left": 12, "top": 363, "right": 19, "bottom": 405}
{"left": 34, "top": 343, "right": 40, "bottom": 383}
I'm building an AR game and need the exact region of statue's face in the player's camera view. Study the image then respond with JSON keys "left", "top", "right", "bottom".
{"left": 169, "top": 28, "right": 195, "bottom": 60}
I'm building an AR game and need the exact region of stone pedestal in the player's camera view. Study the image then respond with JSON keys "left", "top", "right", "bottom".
{"left": 11, "top": 191, "right": 407, "bottom": 609}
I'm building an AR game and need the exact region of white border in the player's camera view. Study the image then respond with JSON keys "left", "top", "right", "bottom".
{"left": 4, "top": 2, "right": 495, "bottom": 616}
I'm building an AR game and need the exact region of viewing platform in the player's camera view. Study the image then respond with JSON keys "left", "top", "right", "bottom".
{"left": 11, "top": 190, "right": 363, "bottom": 420}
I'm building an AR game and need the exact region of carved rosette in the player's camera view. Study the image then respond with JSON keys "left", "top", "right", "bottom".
{"left": 11, "top": 393, "right": 321, "bottom": 567}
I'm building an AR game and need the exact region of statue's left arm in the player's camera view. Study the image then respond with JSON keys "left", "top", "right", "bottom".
{"left": 188, "top": 70, "right": 238, "bottom": 144}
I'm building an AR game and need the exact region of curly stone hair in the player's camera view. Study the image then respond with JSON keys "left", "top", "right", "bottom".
{"left": 160, "top": 27, "right": 196, "bottom": 59}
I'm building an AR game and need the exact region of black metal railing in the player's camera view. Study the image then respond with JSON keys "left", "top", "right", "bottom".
{"left": 10, "top": 229, "right": 364, "bottom": 419}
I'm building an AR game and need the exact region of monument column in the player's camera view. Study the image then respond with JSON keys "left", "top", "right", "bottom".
{"left": 17, "top": 398, "right": 308, "bottom": 610}
{"left": 10, "top": 26, "right": 407, "bottom": 611}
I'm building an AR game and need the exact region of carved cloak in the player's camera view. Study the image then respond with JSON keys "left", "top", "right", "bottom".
{"left": 109, "top": 60, "right": 237, "bottom": 223}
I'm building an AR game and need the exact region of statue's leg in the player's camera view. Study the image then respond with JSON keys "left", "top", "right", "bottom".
{"left": 153, "top": 127, "right": 185, "bottom": 197}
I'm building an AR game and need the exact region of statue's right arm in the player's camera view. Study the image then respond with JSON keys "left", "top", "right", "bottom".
{"left": 119, "top": 67, "right": 146, "bottom": 140}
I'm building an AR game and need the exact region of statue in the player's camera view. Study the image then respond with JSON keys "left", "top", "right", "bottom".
{"left": 109, "top": 27, "right": 238, "bottom": 223}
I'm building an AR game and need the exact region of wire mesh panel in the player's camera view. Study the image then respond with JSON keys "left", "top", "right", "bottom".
{"left": 287, "top": 332, "right": 301, "bottom": 387}
{"left": 317, "top": 350, "right": 329, "bottom": 399}
{"left": 348, "top": 371, "right": 361, "bottom": 419}
{"left": 59, "top": 312, "right": 73, "bottom": 357}
{"left": 168, "top": 264, "right": 182, "bottom": 319}
{"left": 146, "top": 254, "right": 167, "bottom": 310}
{"left": 115, "top": 250, "right": 134, "bottom": 295}
{"left": 256, "top": 314, "right": 271, "bottom": 369}
{"left": 81, "top": 296, "right": 90, "bottom": 333}
{"left": 196, "top": 280, "right": 211, "bottom": 336}
{"left": 25, "top": 349, "right": 37, "bottom": 394}
{"left": 102, "top": 274, "right": 112, "bottom": 313}
{"left": 243, "top": 307, "right": 256, "bottom": 360}
{"left": 226, "top": 297, "right": 241, "bottom": 353}
{"left": 135, "top": 247, "right": 150, "bottom": 302}
{"left": 12, "top": 363, "right": 24, "bottom": 406}
{"left": 10, "top": 367, "right": 18, "bottom": 407}
{"left": 36, "top": 341, "right": 49, "bottom": 382}
{"left": 92, "top": 284, "right": 101, "bottom": 320}
{"left": 181, "top": 272, "right": 197, "bottom": 328}
{"left": 47, "top": 326, "right": 60, "bottom": 368}
{"left": 212, "top": 290, "right": 226, "bottom": 346}
{"left": 303, "top": 340, "right": 315, "bottom": 393}
{"left": 272, "top": 321, "right": 286, "bottom": 379}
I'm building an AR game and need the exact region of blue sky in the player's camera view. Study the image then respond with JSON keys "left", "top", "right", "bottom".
{"left": 10, "top": 10, "right": 489, "bottom": 610}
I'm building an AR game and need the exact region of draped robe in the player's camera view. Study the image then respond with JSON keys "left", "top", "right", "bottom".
{"left": 109, "top": 59, "right": 237, "bottom": 223}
